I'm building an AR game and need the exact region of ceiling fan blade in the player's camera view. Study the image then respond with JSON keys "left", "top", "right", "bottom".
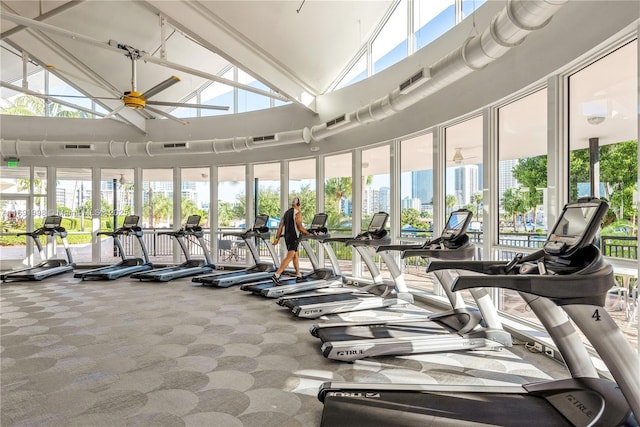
{"left": 145, "top": 105, "right": 189, "bottom": 125}
{"left": 141, "top": 76, "right": 180, "bottom": 100}
{"left": 102, "top": 104, "right": 126, "bottom": 119}
{"left": 146, "top": 100, "right": 229, "bottom": 111}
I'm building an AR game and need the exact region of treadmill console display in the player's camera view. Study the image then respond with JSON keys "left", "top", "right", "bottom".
{"left": 185, "top": 215, "right": 201, "bottom": 228}
{"left": 544, "top": 198, "right": 608, "bottom": 256}
{"left": 368, "top": 213, "right": 388, "bottom": 233}
{"left": 310, "top": 213, "right": 328, "bottom": 231}
{"left": 43, "top": 215, "right": 63, "bottom": 228}
{"left": 253, "top": 215, "right": 269, "bottom": 230}
{"left": 122, "top": 215, "right": 140, "bottom": 228}
{"left": 441, "top": 209, "right": 472, "bottom": 240}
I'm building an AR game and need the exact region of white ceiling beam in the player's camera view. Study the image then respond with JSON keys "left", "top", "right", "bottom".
{"left": 142, "top": 0, "right": 317, "bottom": 112}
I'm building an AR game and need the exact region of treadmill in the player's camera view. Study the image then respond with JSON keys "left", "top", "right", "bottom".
{"left": 318, "top": 197, "right": 639, "bottom": 426}
{"left": 131, "top": 215, "right": 214, "bottom": 281}
{"left": 311, "top": 209, "right": 511, "bottom": 361}
{"left": 74, "top": 215, "right": 153, "bottom": 280}
{"left": 240, "top": 213, "right": 345, "bottom": 298}
{"left": 2, "top": 215, "right": 75, "bottom": 282}
{"left": 192, "top": 214, "right": 280, "bottom": 287}
{"left": 277, "top": 212, "right": 414, "bottom": 319}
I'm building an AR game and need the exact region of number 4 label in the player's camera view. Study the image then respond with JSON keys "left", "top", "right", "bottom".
{"left": 592, "top": 310, "right": 601, "bottom": 321}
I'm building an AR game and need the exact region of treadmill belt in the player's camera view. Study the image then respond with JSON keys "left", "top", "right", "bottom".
{"left": 316, "top": 321, "right": 448, "bottom": 341}
{"left": 322, "top": 391, "right": 570, "bottom": 427}
{"left": 283, "top": 292, "right": 360, "bottom": 308}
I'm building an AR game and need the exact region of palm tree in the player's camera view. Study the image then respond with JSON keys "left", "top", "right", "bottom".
{"left": 2, "top": 95, "right": 90, "bottom": 118}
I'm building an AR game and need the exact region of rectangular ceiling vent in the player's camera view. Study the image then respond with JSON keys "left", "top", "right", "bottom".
{"left": 163, "top": 142, "right": 188, "bottom": 149}
{"left": 253, "top": 135, "right": 276, "bottom": 142}
{"left": 326, "top": 114, "right": 347, "bottom": 128}
{"left": 399, "top": 69, "right": 428, "bottom": 94}
{"left": 64, "top": 144, "right": 94, "bottom": 150}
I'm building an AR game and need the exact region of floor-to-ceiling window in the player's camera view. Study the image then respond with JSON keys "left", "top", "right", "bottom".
{"left": 57, "top": 168, "right": 92, "bottom": 263}
{"left": 142, "top": 169, "right": 172, "bottom": 263}
{"left": 445, "top": 116, "right": 483, "bottom": 302}
{"left": 399, "top": 132, "right": 436, "bottom": 292}
{"left": 362, "top": 145, "right": 391, "bottom": 280}
{"left": 497, "top": 89, "right": 548, "bottom": 322}
{"left": 254, "top": 162, "right": 281, "bottom": 265}
{"left": 181, "top": 168, "right": 211, "bottom": 263}
{"left": 568, "top": 39, "right": 638, "bottom": 352}
{"left": 498, "top": 89, "right": 548, "bottom": 247}
{"left": 324, "top": 152, "right": 353, "bottom": 275}
{"left": 289, "top": 158, "right": 317, "bottom": 270}
{"left": 445, "top": 116, "right": 483, "bottom": 242}
{"left": 217, "top": 165, "right": 246, "bottom": 265}
{"left": 99, "top": 169, "right": 134, "bottom": 264}
{"left": 0, "top": 167, "right": 41, "bottom": 268}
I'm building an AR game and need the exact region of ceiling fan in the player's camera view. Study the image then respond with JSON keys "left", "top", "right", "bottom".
{"left": 450, "top": 147, "right": 480, "bottom": 165}
{"left": 1, "top": 41, "right": 229, "bottom": 125}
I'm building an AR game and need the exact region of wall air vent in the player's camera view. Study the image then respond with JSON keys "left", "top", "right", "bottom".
{"left": 326, "top": 114, "right": 346, "bottom": 128}
{"left": 163, "top": 143, "right": 188, "bottom": 149}
{"left": 252, "top": 135, "right": 276, "bottom": 142}
{"left": 399, "top": 69, "right": 429, "bottom": 94}
{"left": 64, "top": 144, "right": 93, "bottom": 150}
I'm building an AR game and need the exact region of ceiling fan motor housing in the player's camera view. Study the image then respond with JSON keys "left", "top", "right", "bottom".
{"left": 123, "top": 91, "right": 146, "bottom": 109}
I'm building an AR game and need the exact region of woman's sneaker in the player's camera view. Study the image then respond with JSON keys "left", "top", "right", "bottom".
{"left": 271, "top": 275, "right": 281, "bottom": 284}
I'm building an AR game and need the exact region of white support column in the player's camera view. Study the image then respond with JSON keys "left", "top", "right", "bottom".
{"left": 46, "top": 166, "right": 56, "bottom": 258}
{"left": 91, "top": 167, "right": 101, "bottom": 263}
{"left": 173, "top": 167, "right": 181, "bottom": 263}
{"left": 316, "top": 155, "right": 325, "bottom": 267}
{"left": 280, "top": 160, "right": 289, "bottom": 260}
{"left": 352, "top": 149, "right": 362, "bottom": 278}
{"left": 245, "top": 164, "right": 254, "bottom": 267}
{"left": 547, "top": 74, "right": 565, "bottom": 228}
{"left": 483, "top": 107, "right": 498, "bottom": 262}
{"left": 433, "top": 126, "right": 445, "bottom": 233}
{"left": 390, "top": 139, "right": 401, "bottom": 245}
{"left": 134, "top": 168, "right": 143, "bottom": 258}
{"left": 210, "top": 165, "right": 218, "bottom": 264}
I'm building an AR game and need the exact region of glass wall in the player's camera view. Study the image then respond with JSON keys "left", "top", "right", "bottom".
{"left": 496, "top": 89, "right": 548, "bottom": 322}
{"left": 289, "top": 158, "right": 317, "bottom": 224}
{"left": 498, "top": 89, "right": 548, "bottom": 249}
{"left": 181, "top": 168, "right": 211, "bottom": 262}
{"left": 399, "top": 133, "right": 436, "bottom": 292}
{"left": 414, "top": 0, "right": 455, "bottom": 51}
{"left": 289, "top": 158, "right": 317, "bottom": 270}
{"left": 57, "top": 168, "right": 92, "bottom": 263}
{"left": 0, "top": 167, "right": 39, "bottom": 268}
{"left": 445, "top": 116, "right": 483, "bottom": 241}
{"left": 372, "top": 0, "right": 408, "bottom": 75}
{"left": 569, "top": 41, "right": 638, "bottom": 259}
{"left": 217, "top": 165, "right": 246, "bottom": 265}
{"left": 141, "top": 169, "right": 173, "bottom": 263}
{"left": 254, "top": 162, "right": 281, "bottom": 223}
{"left": 99, "top": 169, "right": 135, "bottom": 263}
{"left": 568, "top": 40, "right": 638, "bottom": 353}
{"left": 324, "top": 153, "right": 353, "bottom": 235}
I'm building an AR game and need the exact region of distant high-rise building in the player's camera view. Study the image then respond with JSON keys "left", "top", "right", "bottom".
{"left": 446, "top": 165, "right": 479, "bottom": 208}
{"left": 378, "top": 187, "right": 390, "bottom": 213}
{"left": 498, "top": 159, "right": 519, "bottom": 199}
{"left": 401, "top": 197, "right": 421, "bottom": 210}
{"left": 339, "top": 197, "right": 352, "bottom": 216}
{"left": 411, "top": 170, "right": 433, "bottom": 208}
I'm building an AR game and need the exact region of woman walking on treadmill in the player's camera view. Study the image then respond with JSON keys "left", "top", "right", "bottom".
{"left": 271, "top": 197, "right": 311, "bottom": 283}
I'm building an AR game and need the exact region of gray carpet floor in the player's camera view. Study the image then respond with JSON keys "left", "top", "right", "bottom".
{"left": 1, "top": 274, "right": 568, "bottom": 426}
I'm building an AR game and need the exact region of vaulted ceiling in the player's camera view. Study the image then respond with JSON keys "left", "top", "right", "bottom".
{"left": 1, "top": 0, "right": 393, "bottom": 129}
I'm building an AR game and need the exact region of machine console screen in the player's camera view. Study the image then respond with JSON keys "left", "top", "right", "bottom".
{"left": 123, "top": 215, "right": 140, "bottom": 228}
{"left": 368, "top": 213, "right": 388, "bottom": 232}
{"left": 44, "top": 215, "right": 63, "bottom": 228}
